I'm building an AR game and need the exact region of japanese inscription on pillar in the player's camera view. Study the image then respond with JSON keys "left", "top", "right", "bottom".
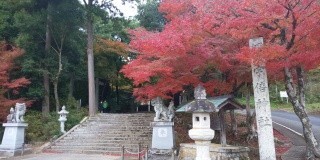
{"left": 250, "top": 37, "right": 276, "bottom": 160}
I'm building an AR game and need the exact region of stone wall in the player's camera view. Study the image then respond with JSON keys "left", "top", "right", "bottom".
{"left": 178, "top": 143, "right": 250, "bottom": 160}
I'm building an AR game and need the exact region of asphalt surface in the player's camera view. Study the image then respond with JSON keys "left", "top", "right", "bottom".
{"left": 272, "top": 110, "right": 320, "bottom": 160}
{"left": 272, "top": 110, "right": 320, "bottom": 142}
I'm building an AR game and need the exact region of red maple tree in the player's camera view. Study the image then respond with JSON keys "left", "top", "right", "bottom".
{"left": 0, "top": 42, "right": 30, "bottom": 121}
{"left": 122, "top": 23, "right": 240, "bottom": 100}
{"left": 203, "top": 0, "right": 320, "bottom": 157}
{"left": 122, "top": 0, "right": 320, "bottom": 157}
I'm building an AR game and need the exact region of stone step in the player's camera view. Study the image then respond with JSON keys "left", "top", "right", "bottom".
{"left": 45, "top": 148, "right": 148, "bottom": 156}
{"left": 87, "top": 120, "right": 148, "bottom": 122}
{"left": 48, "top": 113, "right": 153, "bottom": 155}
{"left": 77, "top": 123, "right": 151, "bottom": 129}
{"left": 76, "top": 128, "right": 151, "bottom": 132}
{"left": 86, "top": 122, "right": 152, "bottom": 125}
{"left": 84, "top": 122, "right": 151, "bottom": 126}
{"left": 69, "top": 132, "right": 151, "bottom": 137}
{"left": 54, "top": 142, "right": 149, "bottom": 147}
{"left": 63, "top": 136, "right": 151, "bottom": 140}
{"left": 87, "top": 117, "right": 153, "bottom": 120}
{"left": 62, "top": 136, "right": 151, "bottom": 141}
{"left": 90, "top": 118, "right": 152, "bottom": 120}
{"left": 96, "top": 113, "right": 153, "bottom": 116}
{"left": 51, "top": 145, "right": 120, "bottom": 150}
{"left": 78, "top": 125, "right": 151, "bottom": 129}
{"left": 50, "top": 145, "right": 147, "bottom": 153}
{"left": 87, "top": 119, "right": 152, "bottom": 122}
{"left": 75, "top": 129, "right": 151, "bottom": 133}
{"left": 89, "top": 114, "right": 155, "bottom": 120}
{"left": 64, "top": 131, "right": 152, "bottom": 137}
{"left": 69, "top": 129, "right": 151, "bottom": 133}
{"left": 57, "top": 140, "right": 150, "bottom": 145}
{"left": 44, "top": 148, "right": 122, "bottom": 155}
{"left": 58, "top": 137, "right": 151, "bottom": 142}
{"left": 91, "top": 117, "right": 153, "bottom": 120}
{"left": 89, "top": 118, "right": 153, "bottom": 120}
{"left": 72, "top": 128, "right": 151, "bottom": 134}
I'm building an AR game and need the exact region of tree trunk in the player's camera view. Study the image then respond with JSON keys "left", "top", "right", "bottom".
{"left": 43, "top": 74, "right": 50, "bottom": 117}
{"left": 219, "top": 110, "right": 226, "bottom": 146}
{"left": 245, "top": 83, "right": 257, "bottom": 141}
{"left": 54, "top": 51, "right": 62, "bottom": 112}
{"left": 42, "top": 2, "right": 52, "bottom": 118}
{"left": 86, "top": 0, "right": 96, "bottom": 116}
{"left": 297, "top": 67, "right": 316, "bottom": 160}
{"left": 53, "top": 80, "right": 60, "bottom": 112}
{"left": 116, "top": 72, "right": 119, "bottom": 105}
{"left": 95, "top": 77, "right": 99, "bottom": 113}
{"left": 284, "top": 67, "right": 320, "bottom": 158}
{"left": 230, "top": 110, "right": 237, "bottom": 136}
{"left": 68, "top": 73, "right": 75, "bottom": 98}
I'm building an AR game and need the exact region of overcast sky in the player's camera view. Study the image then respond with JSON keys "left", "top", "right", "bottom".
{"left": 79, "top": 0, "right": 139, "bottom": 18}
{"left": 112, "top": 0, "right": 138, "bottom": 18}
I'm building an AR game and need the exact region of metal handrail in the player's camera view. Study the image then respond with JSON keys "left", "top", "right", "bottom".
{"left": 121, "top": 143, "right": 149, "bottom": 160}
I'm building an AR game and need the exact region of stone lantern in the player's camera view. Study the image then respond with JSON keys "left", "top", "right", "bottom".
{"left": 58, "top": 106, "right": 69, "bottom": 134}
{"left": 184, "top": 84, "right": 216, "bottom": 160}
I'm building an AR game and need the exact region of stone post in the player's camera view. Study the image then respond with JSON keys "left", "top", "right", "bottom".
{"left": 58, "top": 106, "right": 69, "bottom": 134}
{"left": 150, "top": 97, "right": 175, "bottom": 157}
{"left": 250, "top": 37, "right": 276, "bottom": 160}
{"left": 0, "top": 103, "right": 28, "bottom": 157}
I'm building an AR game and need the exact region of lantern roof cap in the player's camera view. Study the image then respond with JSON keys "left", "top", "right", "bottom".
{"left": 58, "top": 106, "right": 69, "bottom": 114}
{"left": 176, "top": 94, "right": 244, "bottom": 113}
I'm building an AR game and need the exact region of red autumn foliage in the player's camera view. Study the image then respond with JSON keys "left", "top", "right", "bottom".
{"left": 122, "top": 0, "right": 320, "bottom": 101}
{"left": 0, "top": 42, "right": 30, "bottom": 120}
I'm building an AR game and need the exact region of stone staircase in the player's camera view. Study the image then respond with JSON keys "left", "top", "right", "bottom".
{"left": 44, "top": 113, "right": 154, "bottom": 156}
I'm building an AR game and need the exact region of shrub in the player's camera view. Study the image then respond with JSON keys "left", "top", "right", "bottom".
{"left": 25, "top": 107, "right": 87, "bottom": 144}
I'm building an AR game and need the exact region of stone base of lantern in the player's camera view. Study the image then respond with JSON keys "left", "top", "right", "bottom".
{"left": 151, "top": 121, "right": 175, "bottom": 150}
{"left": 178, "top": 143, "right": 250, "bottom": 160}
{"left": 0, "top": 123, "right": 31, "bottom": 157}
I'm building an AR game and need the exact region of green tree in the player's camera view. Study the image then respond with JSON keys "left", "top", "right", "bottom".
{"left": 13, "top": 0, "right": 48, "bottom": 113}
{"left": 82, "top": 0, "right": 135, "bottom": 116}
{"left": 136, "top": 0, "right": 166, "bottom": 31}
{"left": 94, "top": 16, "right": 138, "bottom": 111}
{"left": 12, "top": 0, "right": 86, "bottom": 115}
{"left": 49, "top": 0, "right": 85, "bottom": 112}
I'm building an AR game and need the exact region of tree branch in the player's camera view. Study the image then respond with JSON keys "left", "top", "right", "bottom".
{"left": 82, "top": 0, "right": 88, "bottom": 6}
{"left": 286, "top": 11, "right": 297, "bottom": 50}
{"left": 261, "top": 23, "right": 277, "bottom": 31}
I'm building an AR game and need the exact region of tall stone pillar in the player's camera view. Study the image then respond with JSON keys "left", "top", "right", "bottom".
{"left": 250, "top": 37, "right": 276, "bottom": 160}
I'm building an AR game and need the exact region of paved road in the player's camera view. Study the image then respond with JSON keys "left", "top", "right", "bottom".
{"left": 272, "top": 110, "right": 320, "bottom": 142}
{"left": 271, "top": 110, "right": 320, "bottom": 159}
